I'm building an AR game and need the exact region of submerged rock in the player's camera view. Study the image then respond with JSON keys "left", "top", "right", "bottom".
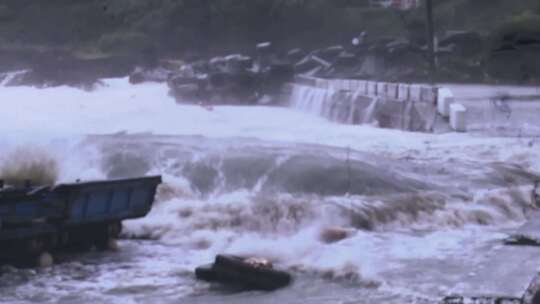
{"left": 206, "top": 71, "right": 260, "bottom": 104}
{"left": 319, "top": 227, "right": 353, "bottom": 244}
{"left": 3, "top": 51, "right": 136, "bottom": 89}
{"left": 195, "top": 254, "right": 292, "bottom": 291}
{"left": 129, "top": 67, "right": 172, "bottom": 84}
{"left": 167, "top": 74, "right": 205, "bottom": 103}
{"left": 286, "top": 48, "right": 305, "bottom": 63}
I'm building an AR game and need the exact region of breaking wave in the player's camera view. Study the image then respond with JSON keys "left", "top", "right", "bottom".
{"left": 2, "top": 78, "right": 540, "bottom": 299}
{"left": 0, "top": 145, "right": 59, "bottom": 187}
{"left": 71, "top": 134, "right": 539, "bottom": 285}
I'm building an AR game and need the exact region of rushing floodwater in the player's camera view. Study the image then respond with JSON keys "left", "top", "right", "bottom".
{"left": 0, "top": 78, "right": 539, "bottom": 303}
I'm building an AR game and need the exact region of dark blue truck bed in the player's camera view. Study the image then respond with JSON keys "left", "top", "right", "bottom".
{"left": 0, "top": 175, "right": 161, "bottom": 264}
{"left": 0, "top": 187, "right": 61, "bottom": 242}
{"left": 53, "top": 175, "right": 161, "bottom": 224}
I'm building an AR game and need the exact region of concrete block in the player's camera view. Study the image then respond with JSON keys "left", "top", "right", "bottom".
{"left": 386, "top": 83, "right": 398, "bottom": 99}
{"left": 347, "top": 79, "right": 356, "bottom": 91}
{"left": 420, "top": 86, "right": 438, "bottom": 104}
{"left": 343, "top": 79, "right": 351, "bottom": 91}
{"left": 437, "top": 87, "right": 454, "bottom": 117}
{"left": 345, "top": 79, "right": 352, "bottom": 91}
{"left": 409, "top": 84, "right": 422, "bottom": 102}
{"left": 354, "top": 80, "right": 362, "bottom": 91}
{"left": 368, "top": 81, "right": 378, "bottom": 96}
{"left": 376, "top": 82, "right": 387, "bottom": 97}
{"left": 338, "top": 79, "right": 348, "bottom": 90}
{"left": 450, "top": 103, "right": 467, "bottom": 132}
{"left": 398, "top": 84, "right": 410, "bottom": 101}
{"left": 356, "top": 81, "right": 364, "bottom": 94}
{"left": 356, "top": 80, "right": 366, "bottom": 93}
{"left": 352, "top": 80, "right": 362, "bottom": 92}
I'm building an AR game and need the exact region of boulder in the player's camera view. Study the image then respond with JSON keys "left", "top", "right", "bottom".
{"left": 261, "top": 63, "right": 294, "bottom": 96}
{"left": 255, "top": 42, "right": 275, "bottom": 71}
{"left": 167, "top": 74, "right": 205, "bottom": 103}
{"left": 286, "top": 48, "right": 305, "bottom": 63}
{"left": 322, "top": 52, "right": 360, "bottom": 78}
{"left": 351, "top": 32, "right": 368, "bottom": 46}
{"left": 312, "top": 45, "right": 344, "bottom": 62}
{"left": 224, "top": 54, "right": 253, "bottom": 73}
{"left": 207, "top": 71, "right": 260, "bottom": 104}
{"left": 195, "top": 254, "right": 292, "bottom": 291}
{"left": 168, "top": 83, "right": 201, "bottom": 103}
{"left": 167, "top": 74, "right": 201, "bottom": 88}
{"left": 294, "top": 55, "right": 326, "bottom": 75}
{"left": 319, "top": 227, "right": 353, "bottom": 244}
{"left": 209, "top": 57, "right": 227, "bottom": 72}
{"left": 0, "top": 48, "right": 38, "bottom": 73}
{"left": 129, "top": 67, "right": 172, "bottom": 84}
{"left": 159, "top": 59, "right": 184, "bottom": 71}
{"left": 439, "top": 30, "right": 485, "bottom": 57}
{"left": 3, "top": 50, "right": 137, "bottom": 89}
{"left": 256, "top": 42, "right": 273, "bottom": 55}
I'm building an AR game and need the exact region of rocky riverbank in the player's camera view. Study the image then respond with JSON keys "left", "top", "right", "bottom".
{"left": 1, "top": 26, "right": 539, "bottom": 101}
{"left": 0, "top": 47, "right": 139, "bottom": 90}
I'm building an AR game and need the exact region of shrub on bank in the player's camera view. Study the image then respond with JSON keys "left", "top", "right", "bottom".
{"left": 490, "top": 12, "right": 540, "bottom": 47}
{"left": 0, "top": 147, "right": 58, "bottom": 187}
{"left": 485, "top": 12, "right": 540, "bottom": 82}
{"left": 98, "top": 31, "right": 151, "bottom": 55}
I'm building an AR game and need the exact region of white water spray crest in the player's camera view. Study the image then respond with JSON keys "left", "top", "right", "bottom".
{"left": 0, "top": 145, "right": 59, "bottom": 186}
{"left": 3, "top": 77, "right": 540, "bottom": 300}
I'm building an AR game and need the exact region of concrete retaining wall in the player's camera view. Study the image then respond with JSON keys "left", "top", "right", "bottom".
{"left": 289, "top": 76, "right": 468, "bottom": 133}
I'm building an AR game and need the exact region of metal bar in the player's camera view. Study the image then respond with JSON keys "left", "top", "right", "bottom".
{"left": 425, "top": 0, "right": 436, "bottom": 84}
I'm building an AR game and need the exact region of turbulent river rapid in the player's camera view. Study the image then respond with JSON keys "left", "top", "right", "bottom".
{"left": 0, "top": 78, "right": 539, "bottom": 303}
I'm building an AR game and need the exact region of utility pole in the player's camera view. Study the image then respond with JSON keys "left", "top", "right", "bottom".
{"left": 425, "top": 0, "right": 436, "bottom": 84}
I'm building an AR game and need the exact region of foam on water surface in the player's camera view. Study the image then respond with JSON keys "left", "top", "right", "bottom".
{"left": 1, "top": 78, "right": 540, "bottom": 303}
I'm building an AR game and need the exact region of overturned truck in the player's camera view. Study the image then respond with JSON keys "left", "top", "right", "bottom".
{"left": 0, "top": 176, "right": 161, "bottom": 267}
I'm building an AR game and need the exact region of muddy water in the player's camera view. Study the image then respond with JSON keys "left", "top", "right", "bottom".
{"left": 1, "top": 79, "right": 539, "bottom": 303}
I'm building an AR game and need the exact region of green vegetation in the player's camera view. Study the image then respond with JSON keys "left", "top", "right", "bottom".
{"left": 0, "top": 147, "right": 58, "bottom": 187}
{"left": 98, "top": 31, "right": 150, "bottom": 54}
{"left": 495, "top": 12, "right": 540, "bottom": 38}
{"left": 0, "top": 0, "right": 538, "bottom": 58}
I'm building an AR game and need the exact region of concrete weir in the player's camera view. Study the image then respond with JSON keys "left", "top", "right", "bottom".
{"left": 443, "top": 214, "right": 540, "bottom": 304}
{"left": 287, "top": 76, "right": 468, "bottom": 133}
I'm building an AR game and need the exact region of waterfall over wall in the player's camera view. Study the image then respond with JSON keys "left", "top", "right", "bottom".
{"left": 286, "top": 76, "right": 540, "bottom": 136}
{"left": 286, "top": 77, "right": 440, "bottom": 133}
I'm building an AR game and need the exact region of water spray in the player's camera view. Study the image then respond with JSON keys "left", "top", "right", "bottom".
{"left": 346, "top": 146, "right": 351, "bottom": 197}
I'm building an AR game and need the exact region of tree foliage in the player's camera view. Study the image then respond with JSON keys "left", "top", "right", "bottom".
{"left": 0, "top": 0, "right": 539, "bottom": 56}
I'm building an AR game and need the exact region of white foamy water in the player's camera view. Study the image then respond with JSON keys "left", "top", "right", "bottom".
{"left": 1, "top": 78, "right": 540, "bottom": 303}
{"left": 1, "top": 77, "right": 538, "bottom": 160}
